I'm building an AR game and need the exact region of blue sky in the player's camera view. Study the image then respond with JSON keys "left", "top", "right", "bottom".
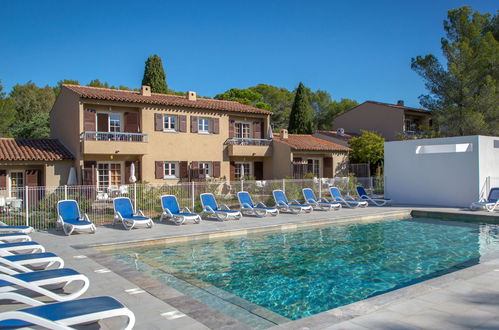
{"left": 0, "top": 1, "right": 497, "bottom": 108}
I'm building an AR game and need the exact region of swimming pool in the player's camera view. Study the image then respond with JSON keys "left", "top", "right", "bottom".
{"left": 107, "top": 217, "right": 499, "bottom": 321}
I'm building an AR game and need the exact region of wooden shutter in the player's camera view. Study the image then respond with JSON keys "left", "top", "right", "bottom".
{"left": 136, "top": 161, "right": 141, "bottom": 181}
{"left": 213, "top": 161, "right": 221, "bottom": 177}
{"left": 253, "top": 121, "right": 262, "bottom": 139}
{"left": 97, "top": 113, "right": 108, "bottom": 132}
{"left": 254, "top": 162, "right": 263, "bottom": 180}
{"left": 25, "top": 170, "right": 41, "bottom": 187}
{"left": 191, "top": 161, "right": 199, "bottom": 179}
{"left": 179, "top": 115, "right": 187, "bottom": 132}
{"left": 180, "top": 161, "right": 188, "bottom": 178}
{"left": 229, "top": 120, "right": 235, "bottom": 138}
{"left": 323, "top": 157, "right": 333, "bottom": 178}
{"left": 212, "top": 118, "right": 219, "bottom": 134}
{"left": 83, "top": 109, "right": 96, "bottom": 131}
{"left": 155, "top": 161, "right": 164, "bottom": 179}
{"left": 230, "top": 162, "right": 235, "bottom": 181}
{"left": 124, "top": 112, "right": 139, "bottom": 133}
{"left": 82, "top": 161, "right": 97, "bottom": 185}
{"left": 191, "top": 116, "right": 198, "bottom": 133}
{"left": 154, "top": 113, "right": 163, "bottom": 131}
{"left": 0, "top": 170, "right": 6, "bottom": 189}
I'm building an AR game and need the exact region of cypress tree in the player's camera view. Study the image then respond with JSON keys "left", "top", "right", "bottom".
{"left": 288, "top": 82, "right": 313, "bottom": 134}
{"left": 142, "top": 55, "right": 168, "bottom": 93}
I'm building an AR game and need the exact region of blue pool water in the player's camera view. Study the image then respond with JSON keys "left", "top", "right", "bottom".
{"left": 109, "top": 218, "right": 499, "bottom": 320}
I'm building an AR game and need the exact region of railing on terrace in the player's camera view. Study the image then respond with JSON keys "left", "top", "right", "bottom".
{"left": 224, "top": 138, "right": 272, "bottom": 146}
{"left": 81, "top": 131, "right": 148, "bottom": 142}
{"left": 0, "top": 177, "right": 383, "bottom": 230}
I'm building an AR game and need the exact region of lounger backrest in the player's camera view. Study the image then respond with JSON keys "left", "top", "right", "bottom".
{"left": 488, "top": 188, "right": 499, "bottom": 202}
{"left": 273, "top": 190, "right": 288, "bottom": 205}
{"left": 161, "top": 195, "right": 180, "bottom": 214}
{"left": 57, "top": 200, "right": 80, "bottom": 221}
{"left": 329, "top": 187, "right": 342, "bottom": 200}
{"left": 237, "top": 191, "right": 254, "bottom": 207}
{"left": 302, "top": 188, "right": 316, "bottom": 202}
{"left": 114, "top": 198, "right": 134, "bottom": 218}
{"left": 356, "top": 186, "right": 368, "bottom": 197}
{"left": 200, "top": 193, "right": 218, "bottom": 211}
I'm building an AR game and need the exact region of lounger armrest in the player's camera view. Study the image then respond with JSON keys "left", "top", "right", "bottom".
{"left": 114, "top": 211, "right": 124, "bottom": 220}
{"left": 180, "top": 207, "right": 192, "bottom": 213}
{"left": 240, "top": 203, "right": 252, "bottom": 209}
{"left": 289, "top": 200, "right": 301, "bottom": 205}
{"left": 57, "top": 215, "right": 64, "bottom": 223}
{"left": 83, "top": 213, "right": 91, "bottom": 222}
{"left": 219, "top": 204, "right": 231, "bottom": 210}
{"left": 344, "top": 195, "right": 356, "bottom": 201}
{"left": 318, "top": 197, "right": 330, "bottom": 203}
{"left": 255, "top": 201, "right": 267, "bottom": 208}
{"left": 163, "top": 208, "right": 174, "bottom": 217}
{"left": 306, "top": 198, "right": 317, "bottom": 204}
{"left": 136, "top": 210, "right": 145, "bottom": 217}
{"left": 275, "top": 201, "right": 287, "bottom": 207}
{"left": 203, "top": 206, "right": 215, "bottom": 213}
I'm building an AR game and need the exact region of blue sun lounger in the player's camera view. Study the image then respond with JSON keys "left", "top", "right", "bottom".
{"left": 113, "top": 197, "right": 153, "bottom": 230}
{"left": 356, "top": 186, "right": 392, "bottom": 206}
{"left": 329, "top": 187, "right": 368, "bottom": 208}
{"left": 0, "top": 268, "right": 89, "bottom": 305}
{"left": 470, "top": 187, "right": 499, "bottom": 212}
{"left": 0, "top": 296, "right": 135, "bottom": 330}
{"left": 0, "top": 241, "right": 45, "bottom": 256}
{"left": 0, "top": 252, "right": 64, "bottom": 275}
{"left": 272, "top": 190, "right": 313, "bottom": 214}
{"left": 0, "top": 222, "right": 33, "bottom": 234}
{"left": 237, "top": 191, "right": 279, "bottom": 217}
{"left": 200, "top": 193, "right": 242, "bottom": 221}
{"left": 57, "top": 200, "right": 96, "bottom": 236}
{"left": 302, "top": 188, "right": 341, "bottom": 211}
{"left": 160, "top": 195, "right": 201, "bottom": 225}
{"left": 0, "top": 233, "right": 31, "bottom": 243}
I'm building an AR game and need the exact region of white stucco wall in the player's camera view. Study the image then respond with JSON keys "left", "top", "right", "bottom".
{"left": 384, "top": 135, "right": 499, "bottom": 207}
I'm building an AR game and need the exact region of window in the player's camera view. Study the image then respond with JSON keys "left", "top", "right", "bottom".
{"left": 9, "top": 171, "right": 24, "bottom": 198}
{"left": 109, "top": 114, "right": 121, "bottom": 132}
{"left": 97, "top": 163, "right": 122, "bottom": 190}
{"left": 199, "top": 162, "right": 211, "bottom": 177}
{"left": 163, "top": 115, "right": 177, "bottom": 132}
{"left": 307, "top": 159, "right": 320, "bottom": 177}
{"left": 164, "top": 162, "right": 178, "bottom": 178}
{"left": 235, "top": 122, "right": 251, "bottom": 139}
{"left": 198, "top": 118, "right": 210, "bottom": 133}
{"left": 235, "top": 162, "right": 251, "bottom": 180}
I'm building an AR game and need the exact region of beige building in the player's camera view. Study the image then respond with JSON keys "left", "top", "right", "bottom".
{"left": 332, "top": 100, "right": 432, "bottom": 141}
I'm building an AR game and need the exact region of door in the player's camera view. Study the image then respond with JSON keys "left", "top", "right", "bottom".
{"left": 97, "top": 163, "right": 122, "bottom": 191}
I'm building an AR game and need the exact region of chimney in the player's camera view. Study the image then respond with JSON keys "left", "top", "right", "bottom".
{"left": 280, "top": 129, "right": 288, "bottom": 140}
{"left": 336, "top": 128, "right": 345, "bottom": 136}
{"left": 397, "top": 100, "right": 404, "bottom": 106}
{"left": 140, "top": 85, "right": 151, "bottom": 96}
{"left": 187, "top": 91, "right": 197, "bottom": 101}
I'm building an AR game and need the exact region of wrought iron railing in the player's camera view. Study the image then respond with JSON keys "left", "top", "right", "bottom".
{"left": 224, "top": 138, "right": 272, "bottom": 146}
{"left": 81, "top": 131, "right": 148, "bottom": 142}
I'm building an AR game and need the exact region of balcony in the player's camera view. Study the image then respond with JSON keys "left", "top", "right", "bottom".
{"left": 225, "top": 138, "right": 272, "bottom": 157}
{"left": 81, "top": 131, "right": 149, "bottom": 155}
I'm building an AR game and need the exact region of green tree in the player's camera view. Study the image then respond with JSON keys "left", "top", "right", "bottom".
{"left": 9, "top": 81, "right": 55, "bottom": 123}
{"left": 214, "top": 88, "right": 272, "bottom": 110}
{"left": 88, "top": 79, "right": 110, "bottom": 88}
{"left": 53, "top": 79, "right": 79, "bottom": 96}
{"left": 0, "top": 81, "right": 17, "bottom": 136}
{"left": 288, "top": 82, "right": 313, "bottom": 134}
{"left": 250, "top": 84, "right": 295, "bottom": 129}
{"left": 142, "top": 55, "right": 168, "bottom": 93}
{"left": 315, "top": 98, "right": 358, "bottom": 130}
{"left": 348, "top": 130, "right": 384, "bottom": 173}
{"left": 9, "top": 113, "right": 50, "bottom": 139}
{"left": 411, "top": 6, "right": 499, "bottom": 136}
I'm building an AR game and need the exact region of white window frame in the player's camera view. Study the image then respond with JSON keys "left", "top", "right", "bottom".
{"left": 235, "top": 121, "right": 252, "bottom": 139}
{"left": 199, "top": 162, "right": 212, "bottom": 178}
{"left": 234, "top": 162, "right": 252, "bottom": 180}
{"left": 163, "top": 115, "right": 177, "bottom": 132}
{"left": 163, "top": 162, "right": 179, "bottom": 179}
{"left": 8, "top": 171, "right": 24, "bottom": 198}
{"left": 198, "top": 117, "right": 210, "bottom": 134}
{"left": 306, "top": 158, "right": 321, "bottom": 178}
{"left": 96, "top": 162, "right": 124, "bottom": 191}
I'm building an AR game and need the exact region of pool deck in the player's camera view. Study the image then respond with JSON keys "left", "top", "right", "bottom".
{"left": 6, "top": 205, "right": 499, "bottom": 329}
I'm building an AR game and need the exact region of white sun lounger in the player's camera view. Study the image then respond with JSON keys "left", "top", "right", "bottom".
{"left": 0, "top": 222, "right": 33, "bottom": 234}
{"left": 57, "top": 200, "right": 96, "bottom": 235}
{"left": 356, "top": 186, "right": 392, "bottom": 206}
{"left": 329, "top": 187, "right": 368, "bottom": 208}
{"left": 0, "top": 241, "right": 45, "bottom": 256}
{"left": 237, "top": 191, "right": 279, "bottom": 217}
{"left": 200, "top": 193, "right": 242, "bottom": 221}
{"left": 0, "top": 296, "right": 135, "bottom": 330}
{"left": 0, "top": 268, "right": 89, "bottom": 306}
{"left": 302, "top": 188, "right": 341, "bottom": 211}
{"left": 113, "top": 197, "right": 153, "bottom": 230}
{"left": 0, "top": 233, "right": 32, "bottom": 243}
{"left": 0, "top": 252, "right": 64, "bottom": 275}
{"left": 470, "top": 188, "right": 499, "bottom": 212}
{"left": 160, "top": 195, "right": 201, "bottom": 225}
{"left": 273, "top": 190, "right": 313, "bottom": 214}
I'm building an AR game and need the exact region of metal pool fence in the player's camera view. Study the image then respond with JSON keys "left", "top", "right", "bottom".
{"left": 0, "top": 177, "right": 384, "bottom": 230}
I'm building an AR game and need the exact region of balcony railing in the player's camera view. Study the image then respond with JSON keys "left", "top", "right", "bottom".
{"left": 81, "top": 131, "right": 148, "bottom": 142}
{"left": 224, "top": 138, "right": 272, "bottom": 146}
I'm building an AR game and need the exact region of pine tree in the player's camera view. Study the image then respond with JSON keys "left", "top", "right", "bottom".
{"left": 288, "top": 82, "right": 313, "bottom": 134}
{"left": 142, "top": 55, "right": 168, "bottom": 93}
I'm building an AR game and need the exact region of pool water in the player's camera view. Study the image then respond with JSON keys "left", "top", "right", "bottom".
{"left": 108, "top": 218, "right": 499, "bottom": 320}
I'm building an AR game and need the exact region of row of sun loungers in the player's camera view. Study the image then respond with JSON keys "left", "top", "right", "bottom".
{"left": 0, "top": 227, "right": 135, "bottom": 329}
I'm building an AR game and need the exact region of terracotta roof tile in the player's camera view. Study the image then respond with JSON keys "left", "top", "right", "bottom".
{"left": 274, "top": 134, "right": 351, "bottom": 152}
{"left": 0, "top": 139, "right": 74, "bottom": 161}
{"left": 62, "top": 85, "right": 272, "bottom": 115}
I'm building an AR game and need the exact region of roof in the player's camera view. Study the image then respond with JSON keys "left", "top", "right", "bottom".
{"left": 315, "top": 130, "right": 359, "bottom": 141}
{"left": 363, "top": 101, "right": 430, "bottom": 114}
{"left": 273, "top": 134, "right": 351, "bottom": 152}
{"left": 62, "top": 84, "right": 272, "bottom": 115}
{"left": 0, "top": 139, "right": 74, "bottom": 161}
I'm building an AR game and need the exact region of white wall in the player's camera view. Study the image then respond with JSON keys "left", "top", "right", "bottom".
{"left": 384, "top": 135, "right": 499, "bottom": 207}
